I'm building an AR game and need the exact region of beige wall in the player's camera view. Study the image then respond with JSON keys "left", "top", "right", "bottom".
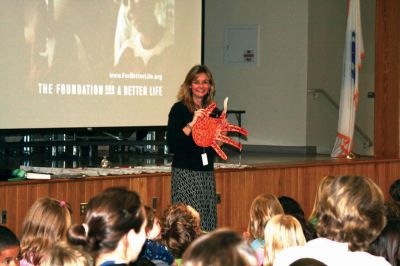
{"left": 204, "top": 0, "right": 309, "bottom": 147}
{"left": 307, "top": 0, "right": 375, "bottom": 155}
{"left": 204, "top": 0, "right": 375, "bottom": 155}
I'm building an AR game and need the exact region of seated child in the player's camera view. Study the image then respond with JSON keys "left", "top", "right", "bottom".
{"left": 0, "top": 225, "right": 21, "bottom": 266}
{"left": 40, "top": 242, "right": 90, "bottom": 266}
{"left": 264, "top": 214, "right": 306, "bottom": 266}
{"left": 136, "top": 206, "right": 175, "bottom": 266}
{"left": 368, "top": 219, "right": 400, "bottom": 266}
{"left": 246, "top": 193, "right": 284, "bottom": 265}
{"left": 20, "top": 198, "right": 72, "bottom": 266}
{"left": 162, "top": 203, "right": 203, "bottom": 266}
{"left": 182, "top": 228, "right": 258, "bottom": 266}
{"left": 144, "top": 206, "right": 162, "bottom": 240}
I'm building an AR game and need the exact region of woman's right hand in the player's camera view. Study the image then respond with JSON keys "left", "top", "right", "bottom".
{"left": 183, "top": 109, "right": 205, "bottom": 136}
{"left": 190, "top": 109, "right": 205, "bottom": 126}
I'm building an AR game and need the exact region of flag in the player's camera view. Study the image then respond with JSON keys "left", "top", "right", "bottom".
{"left": 331, "top": 0, "right": 364, "bottom": 158}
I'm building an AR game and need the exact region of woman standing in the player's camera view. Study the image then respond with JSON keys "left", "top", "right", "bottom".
{"left": 167, "top": 64, "right": 219, "bottom": 231}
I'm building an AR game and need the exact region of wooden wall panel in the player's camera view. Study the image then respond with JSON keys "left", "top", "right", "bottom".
{"left": 1, "top": 159, "right": 400, "bottom": 236}
{"left": 375, "top": 161, "right": 400, "bottom": 199}
{"left": 375, "top": 0, "right": 400, "bottom": 157}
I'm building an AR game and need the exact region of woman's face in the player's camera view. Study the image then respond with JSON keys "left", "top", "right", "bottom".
{"left": 191, "top": 73, "right": 210, "bottom": 100}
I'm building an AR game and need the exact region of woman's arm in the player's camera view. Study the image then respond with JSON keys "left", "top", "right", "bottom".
{"left": 166, "top": 104, "right": 194, "bottom": 152}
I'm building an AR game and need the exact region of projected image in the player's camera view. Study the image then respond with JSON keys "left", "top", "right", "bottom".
{"left": 23, "top": 0, "right": 175, "bottom": 93}
{"left": 24, "top": 0, "right": 96, "bottom": 87}
{"left": 114, "top": 0, "right": 175, "bottom": 70}
{"left": 0, "top": 1, "right": 201, "bottom": 129}
{"left": 23, "top": 0, "right": 116, "bottom": 88}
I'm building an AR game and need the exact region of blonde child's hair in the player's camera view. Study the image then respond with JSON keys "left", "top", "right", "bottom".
{"left": 20, "top": 198, "right": 72, "bottom": 265}
{"left": 263, "top": 214, "right": 306, "bottom": 266}
{"left": 248, "top": 193, "right": 284, "bottom": 240}
{"left": 40, "top": 242, "right": 90, "bottom": 266}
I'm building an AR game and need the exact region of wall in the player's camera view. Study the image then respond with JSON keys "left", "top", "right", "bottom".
{"left": 204, "top": 0, "right": 375, "bottom": 155}
{"left": 307, "top": 0, "right": 375, "bottom": 155}
{"left": 204, "top": 0, "right": 309, "bottom": 148}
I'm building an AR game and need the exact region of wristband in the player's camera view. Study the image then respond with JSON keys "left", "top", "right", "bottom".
{"left": 186, "top": 123, "right": 192, "bottom": 130}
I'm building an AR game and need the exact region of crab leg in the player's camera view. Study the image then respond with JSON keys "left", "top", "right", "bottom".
{"left": 204, "top": 102, "right": 217, "bottom": 116}
{"left": 220, "top": 124, "right": 248, "bottom": 136}
{"left": 211, "top": 143, "right": 228, "bottom": 160}
{"left": 216, "top": 134, "right": 243, "bottom": 151}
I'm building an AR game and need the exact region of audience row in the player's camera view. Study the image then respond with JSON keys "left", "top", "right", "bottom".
{"left": 1, "top": 175, "right": 400, "bottom": 266}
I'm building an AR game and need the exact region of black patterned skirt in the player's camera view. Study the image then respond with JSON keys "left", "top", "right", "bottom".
{"left": 171, "top": 168, "right": 217, "bottom": 231}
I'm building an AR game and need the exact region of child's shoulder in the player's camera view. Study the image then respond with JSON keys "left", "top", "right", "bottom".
{"left": 142, "top": 239, "right": 175, "bottom": 265}
{"left": 251, "top": 238, "right": 265, "bottom": 249}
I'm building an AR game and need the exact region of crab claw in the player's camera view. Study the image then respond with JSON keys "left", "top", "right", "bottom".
{"left": 191, "top": 97, "right": 248, "bottom": 160}
{"left": 220, "top": 97, "right": 229, "bottom": 119}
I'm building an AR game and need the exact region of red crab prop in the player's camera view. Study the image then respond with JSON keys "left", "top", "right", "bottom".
{"left": 192, "top": 97, "right": 248, "bottom": 160}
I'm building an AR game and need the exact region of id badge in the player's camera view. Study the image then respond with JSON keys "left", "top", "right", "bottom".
{"left": 201, "top": 153, "right": 208, "bottom": 166}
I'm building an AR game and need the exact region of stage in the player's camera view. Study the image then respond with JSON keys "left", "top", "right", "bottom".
{"left": 0, "top": 148, "right": 334, "bottom": 169}
{"left": 1, "top": 148, "right": 399, "bottom": 236}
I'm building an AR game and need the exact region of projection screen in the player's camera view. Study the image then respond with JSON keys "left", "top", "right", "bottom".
{"left": 0, "top": 0, "right": 202, "bottom": 129}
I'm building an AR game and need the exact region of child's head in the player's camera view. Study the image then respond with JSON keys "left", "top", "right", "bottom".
{"left": 144, "top": 206, "right": 162, "bottom": 240}
{"left": 264, "top": 214, "right": 306, "bottom": 266}
{"left": 278, "top": 196, "right": 317, "bottom": 241}
{"left": 289, "top": 258, "right": 327, "bottom": 266}
{"left": 368, "top": 219, "right": 400, "bottom": 266}
{"left": 187, "top": 205, "right": 201, "bottom": 230}
{"left": 182, "top": 228, "right": 258, "bottom": 266}
{"left": 317, "top": 175, "right": 385, "bottom": 251}
{"left": 68, "top": 187, "right": 147, "bottom": 263}
{"left": 162, "top": 203, "right": 202, "bottom": 258}
{"left": 278, "top": 196, "right": 305, "bottom": 218}
{"left": 0, "top": 226, "right": 21, "bottom": 266}
{"left": 389, "top": 179, "right": 400, "bottom": 202}
{"left": 20, "top": 198, "right": 72, "bottom": 265}
{"left": 384, "top": 200, "right": 400, "bottom": 219}
{"left": 40, "top": 242, "right": 90, "bottom": 266}
{"left": 309, "top": 175, "right": 336, "bottom": 221}
{"left": 248, "top": 193, "right": 284, "bottom": 240}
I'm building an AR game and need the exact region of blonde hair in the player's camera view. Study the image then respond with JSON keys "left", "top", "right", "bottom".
{"left": 316, "top": 175, "right": 386, "bottom": 251}
{"left": 248, "top": 194, "right": 284, "bottom": 241}
{"left": 182, "top": 228, "right": 258, "bottom": 266}
{"left": 263, "top": 214, "right": 306, "bottom": 266}
{"left": 40, "top": 242, "right": 90, "bottom": 266}
{"left": 20, "top": 198, "right": 72, "bottom": 265}
{"left": 177, "top": 64, "right": 216, "bottom": 112}
{"left": 309, "top": 175, "right": 335, "bottom": 222}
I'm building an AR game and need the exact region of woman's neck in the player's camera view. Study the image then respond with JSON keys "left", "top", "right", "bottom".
{"left": 193, "top": 97, "right": 203, "bottom": 109}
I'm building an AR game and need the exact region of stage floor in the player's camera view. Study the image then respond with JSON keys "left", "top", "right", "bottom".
{"left": 218, "top": 151, "right": 333, "bottom": 166}
{"left": 0, "top": 148, "right": 340, "bottom": 170}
